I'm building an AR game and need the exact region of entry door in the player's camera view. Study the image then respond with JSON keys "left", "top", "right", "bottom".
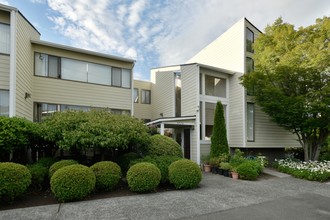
{"left": 183, "top": 129, "right": 190, "bottom": 159}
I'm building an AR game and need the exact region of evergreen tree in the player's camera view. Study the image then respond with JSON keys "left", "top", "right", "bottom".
{"left": 210, "top": 101, "right": 229, "bottom": 157}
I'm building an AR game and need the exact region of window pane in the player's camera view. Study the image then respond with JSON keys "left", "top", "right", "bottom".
{"left": 247, "top": 103, "right": 254, "bottom": 141}
{"left": 205, "top": 75, "right": 226, "bottom": 97}
{"left": 142, "top": 90, "right": 151, "bottom": 104}
{"left": 134, "top": 88, "right": 139, "bottom": 103}
{"left": 0, "top": 23, "right": 10, "bottom": 54}
{"left": 246, "top": 57, "right": 254, "bottom": 73}
{"left": 61, "top": 58, "right": 87, "bottom": 82}
{"left": 35, "top": 53, "right": 48, "bottom": 76}
{"left": 246, "top": 28, "right": 254, "bottom": 53}
{"left": 48, "top": 56, "right": 60, "bottom": 78}
{"left": 0, "top": 90, "right": 9, "bottom": 116}
{"left": 61, "top": 104, "right": 90, "bottom": 112}
{"left": 112, "top": 67, "right": 121, "bottom": 86}
{"left": 88, "top": 63, "right": 111, "bottom": 85}
{"left": 122, "top": 69, "right": 131, "bottom": 88}
{"left": 205, "top": 102, "right": 216, "bottom": 140}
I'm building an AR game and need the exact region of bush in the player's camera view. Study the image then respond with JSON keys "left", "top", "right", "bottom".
{"left": 27, "top": 164, "right": 48, "bottom": 189}
{"left": 236, "top": 161, "right": 259, "bottom": 180}
{"left": 90, "top": 161, "right": 121, "bottom": 191}
{"left": 130, "top": 156, "right": 181, "bottom": 183}
{"left": 145, "top": 134, "right": 182, "bottom": 157}
{"left": 127, "top": 162, "right": 161, "bottom": 192}
{"left": 49, "top": 159, "right": 78, "bottom": 178}
{"left": 168, "top": 159, "right": 202, "bottom": 189}
{"left": 229, "top": 149, "right": 245, "bottom": 168}
{"left": 0, "top": 162, "right": 32, "bottom": 203}
{"left": 118, "top": 152, "right": 141, "bottom": 175}
{"left": 50, "top": 164, "right": 96, "bottom": 202}
{"left": 36, "top": 157, "right": 58, "bottom": 169}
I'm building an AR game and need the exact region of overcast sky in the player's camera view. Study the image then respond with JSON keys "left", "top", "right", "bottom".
{"left": 2, "top": 0, "right": 329, "bottom": 80}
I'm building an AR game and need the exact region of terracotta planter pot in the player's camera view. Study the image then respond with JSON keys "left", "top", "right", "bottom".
{"left": 204, "top": 164, "right": 211, "bottom": 172}
{"left": 231, "top": 172, "right": 239, "bottom": 180}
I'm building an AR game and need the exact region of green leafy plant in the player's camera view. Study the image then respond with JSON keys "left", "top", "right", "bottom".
{"left": 27, "top": 163, "right": 48, "bottom": 189}
{"left": 201, "top": 154, "right": 210, "bottom": 165}
{"left": 219, "top": 162, "right": 231, "bottom": 171}
{"left": 0, "top": 162, "right": 32, "bottom": 203}
{"left": 236, "top": 161, "right": 259, "bottom": 180}
{"left": 230, "top": 149, "right": 246, "bottom": 169}
{"left": 118, "top": 152, "right": 141, "bottom": 175}
{"left": 144, "top": 134, "right": 183, "bottom": 158}
{"left": 90, "top": 161, "right": 121, "bottom": 191}
{"left": 36, "top": 157, "right": 58, "bottom": 169}
{"left": 127, "top": 162, "right": 161, "bottom": 193}
{"left": 49, "top": 159, "right": 78, "bottom": 178}
{"left": 50, "top": 164, "right": 96, "bottom": 202}
{"left": 168, "top": 159, "right": 202, "bottom": 189}
{"left": 209, "top": 157, "right": 220, "bottom": 167}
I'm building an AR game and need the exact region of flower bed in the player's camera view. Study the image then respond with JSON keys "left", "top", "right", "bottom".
{"left": 276, "top": 159, "right": 330, "bottom": 182}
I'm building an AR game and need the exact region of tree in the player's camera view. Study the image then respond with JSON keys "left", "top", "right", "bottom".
{"left": 241, "top": 17, "right": 330, "bottom": 161}
{"left": 210, "top": 101, "right": 229, "bottom": 157}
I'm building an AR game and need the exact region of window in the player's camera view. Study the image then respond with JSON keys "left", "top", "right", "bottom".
{"left": 134, "top": 88, "right": 139, "bottom": 103}
{"left": 247, "top": 103, "right": 255, "bottom": 141}
{"left": 175, "top": 72, "right": 181, "bottom": 117}
{"left": 122, "top": 69, "right": 131, "bottom": 88}
{"left": 0, "top": 90, "right": 9, "bottom": 116}
{"left": 88, "top": 63, "right": 111, "bottom": 85}
{"left": 35, "top": 53, "right": 61, "bottom": 77}
{"left": 141, "top": 90, "right": 151, "bottom": 104}
{"left": 34, "top": 103, "right": 58, "bottom": 122}
{"left": 205, "top": 75, "right": 226, "bottom": 97}
{"left": 61, "top": 58, "right": 87, "bottom": 82}
{"left": 112, "top": 67, "right": 121, "bottom": 87}
{"left": 246, "top": 57, "right": 254, "bottom": 73}
{"left": 0, "top": 23, "right": 10, "bottom": 54}
{"left": 246, "top": 28, "right": 254, "bottom": 53}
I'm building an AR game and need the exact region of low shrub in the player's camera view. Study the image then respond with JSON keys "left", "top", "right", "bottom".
{"left": 118, "top": 152, "right": 141, "bottom": 175}
{"left": 27, "top": 164, "right": 48, "bottom": 189}
{"left": 130, "top": 156, "right": 181, "bottom": 183}
{"left": 127, "top": 162, "right": 161, "bottom": 192}
{"left": 49, "top": 159, "right": 78, "bottom": 178}
{"left": 0, "top": 162, "right": 32, "bottom": 203}
{"left": 90, "top": 161, "right": 121, "bottom": 191}
{"left": 168, "top": 159, "right": 202, "bottom": 189}
{"left": 36, "top": 157, "right": 58, "bottom": 169}
{"left": 229, "top": 149, "right": 245, "bottom": 168}
{"left": 50, "top": 164, "right": 96, "bottom": 202}
{"left": 144, "top": 134, "right": 182, "bottom": 157}
{"left": 236, "top": 161, "right": 259, "bottom": 180}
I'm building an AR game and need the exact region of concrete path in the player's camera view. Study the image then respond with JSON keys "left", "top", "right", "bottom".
{"left": 1, "top": 170, "right": 329, "bottom": 220}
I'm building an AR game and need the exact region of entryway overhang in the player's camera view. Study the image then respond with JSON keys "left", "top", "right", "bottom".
{"left": 146, "top": 116, "right": 196, "bottom": 135}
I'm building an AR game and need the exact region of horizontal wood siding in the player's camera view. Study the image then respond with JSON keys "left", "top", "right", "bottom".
{"left": 0, "top": 55, "right": 9, "bottom": 89}
{"left": 181, "top": 64, "right": 198, "bottom": 116}
{"left": 133, "top": 80, "right": 152, "bottom": 120}
{"left": 15, "top": 12, "right": 40, "bottom": 120}
{"left": 33, "top": 77, "right": 132, "bottom": 110}
{"left": 151, "top": 71, "right": 175, "bottom": 119}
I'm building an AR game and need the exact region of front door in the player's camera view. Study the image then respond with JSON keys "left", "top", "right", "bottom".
{"left": 183, "top": 129, "right": 190, "bottom": 159}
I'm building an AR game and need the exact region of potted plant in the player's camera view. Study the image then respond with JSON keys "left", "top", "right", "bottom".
{"left": 220, "top": 162, "right": 231, "bottom": 177}
{"left": 231, "top": 167, "right": 239, "bottom": 180}
{"left": 201, "top": 154, "right": 211, "bottom": 172}
{"left": 218, "top": 153, "right": 230, "bottom": 175}
{"left": 209, "top": 157, "right": 220, "bottom": 174}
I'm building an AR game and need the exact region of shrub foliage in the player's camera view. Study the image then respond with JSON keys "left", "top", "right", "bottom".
{"left": 49, "top": 159, "right": 78, "bottom": 178}
{"left": 90, "top": 161, "right": 121, "bottom": 191}
{"left": 126, "top": 162, "right": 161, "bottom": 192}
{"left": 145, "top": 134, "right": 182, "bottom": 157}
{"left": 50, "top": 164, "right": 96, "bottom": 202}
{"left": 236, "top": 160, "right": 259, "bottom": 180}
{"left": 0, "top": 162, "right": 32, "bottom": 203}
{"left": 168, "top": 159, "right": 202, "bottom": 189}
{"left": 27, "top": 164, "right": 48, "bottom": 189}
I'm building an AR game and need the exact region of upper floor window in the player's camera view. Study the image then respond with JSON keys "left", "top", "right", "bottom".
{"left": 34, "top": 53, "right": 131, "bottom": 88}
{"left": 0, "top": 23, "right": 10, "bottom": 54}
{"left": 0, "top": 89, "right": 9, "bottom": 116}
{"left": 246, "top": 57, "right": 254, "bottom": 73}
{"left": 246, "top": 28, "right": 254, "bottom": 53}
{"left": 204, "top": 75, "right": 226, "bottom": 98}
{"left": 141, "top": 89, "right": 151, "bottom": 104}
{"left": 134, "top": 88, "right": 139, "bottom": 103}
{"left": 247, "top": 102, "right": 255, "bottom": 141}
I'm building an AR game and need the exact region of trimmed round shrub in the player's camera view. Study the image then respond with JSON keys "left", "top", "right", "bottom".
{"left": 27, "top": 164, "right": 48, "bottom": 189}
{"left": 127, "top": 162, "right": 161, "bottom": 193}
{"left": 36, "top": 157, "right": 58, "bottom": 169}
{"left": 168, "top": 159, "right": 202, "bottom": 189}
{"left": 236, "top": 161, "right": 259, "bottom": 180}
{"left": 50, "top": 164, "right": 96, "bottom": 202}
{"left": 0, "top": 162, "right": 32, "bottom": 203}
{"left": 146, "top": 134, "right": 182, "bottom": 157}
{"left": 90, "top": 161, "right": 121, "bottom": 191}
{"left": 49, "top": 159, "right": 78, "bottom": 178}
{"left": 118, "top": 152, "right": 141, "bottom": 175}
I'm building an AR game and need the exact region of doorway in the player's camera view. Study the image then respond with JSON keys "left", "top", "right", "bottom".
{"left": 183, "top": 129, "right": 190, "bottom": 159}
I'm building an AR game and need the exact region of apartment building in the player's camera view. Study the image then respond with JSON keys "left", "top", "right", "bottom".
{"left": 0, "top": 4, "right": 134, "bottom": 122}
{"left": 134, "top": 18, "right": 300, "bottom": 163}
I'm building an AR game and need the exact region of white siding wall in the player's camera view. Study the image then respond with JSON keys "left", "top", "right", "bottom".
{"left": 133, "top": 80, "right": 152, "bottom": 120}
{"left": 151, "top": 71, "right": 175, "bottom": 119}
{"left": 15, "top": 12, "right": 40, "bottom": 120}
{"left": 0, "top": 55, "right": 9, "bottom": 89}
{"left": 181, "top": 64, "right": 199, "bottom": 116}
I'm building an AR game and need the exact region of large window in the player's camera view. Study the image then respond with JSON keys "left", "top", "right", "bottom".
{"left": 34, "top": 53, "right": 131, "bottom": 88}
{"left": 204, "top": 75, "right": 226, "bottom": 98}
{"left": 246, "top": 28, "right": 254, "bottom": 53}
{"left": 247, "top": 103, "right": 255, "bottom": 141}
{"left": 134, "top": 88, "right": 139, "bottom": 103}
{"left": 141, "top": 90, "right": 151, "bottom": 104}
{"left": 0, "top": 90, "right": 9, "bottom": 116}
{"left": 0, "top": 23, "right": 10, "bottom": 54}
{"left": 246, "top": 57, "right": 254, "bottom": 74}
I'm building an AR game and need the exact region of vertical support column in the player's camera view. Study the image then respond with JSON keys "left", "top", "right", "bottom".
{"left": 9, "top": 10, "right": 17, "bottom": 117}
{"left": 160, "top": 123, "right": 164, "bottom": 135}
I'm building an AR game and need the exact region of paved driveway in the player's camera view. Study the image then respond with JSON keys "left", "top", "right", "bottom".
{"left": 1, "top": 170, "right": 329, "bottom": 220}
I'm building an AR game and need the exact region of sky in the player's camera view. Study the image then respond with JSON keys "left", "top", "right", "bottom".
{"left": 1, "top": 0, "right": 329, "bottom": 81}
